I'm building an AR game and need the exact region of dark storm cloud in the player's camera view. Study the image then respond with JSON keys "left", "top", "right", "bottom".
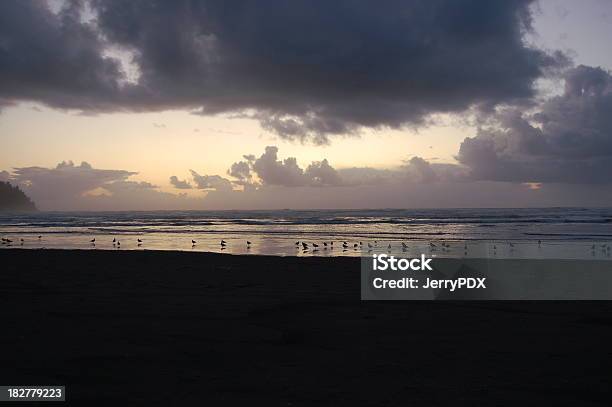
{"left": 0, "top": 0, "right": 130, "bottom": 110}
{"left": 457, "top": 65, "right": 612, "bottom": 183}
{"left": 1, "top": 0, "right": 566, "bottom": 142}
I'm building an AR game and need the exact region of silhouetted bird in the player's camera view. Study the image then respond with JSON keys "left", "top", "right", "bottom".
{"left": 246, "top": 241, "right": 251, "bottom": 247}
{"left": 313, "top": 243, "right": 319, "bottom": 248}
{"left": 90, "top": 238, "right": 96, "bottom": 243}
{"left": 137, "top": 239, "right": 142, "bottom": 243}
{"left": 192, "top": 240, "right": 196, "bottom": 245}
{"left": 295, "top": 241, "right": 300, "bottom": 246}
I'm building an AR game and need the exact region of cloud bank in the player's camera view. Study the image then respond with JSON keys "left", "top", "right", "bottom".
{"left": 458, "top": 65, "right": 612, "bottom": 183}
{"left": 0, "top": 0, "right": 567, "bottom": 143}
{"left": 3, "top": 161, "right": 198, "bottom": 210}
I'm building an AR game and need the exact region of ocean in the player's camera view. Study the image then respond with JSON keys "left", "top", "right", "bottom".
{"left": 1, "top": 208, "right": 612, "bottom": 259}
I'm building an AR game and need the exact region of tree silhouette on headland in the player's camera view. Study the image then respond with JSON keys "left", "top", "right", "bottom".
{"left": 0, "top": 181, "right": 37, "bottom": 211}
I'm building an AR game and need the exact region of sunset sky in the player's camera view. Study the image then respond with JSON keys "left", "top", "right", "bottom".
{"left": 1, "top": 0, "right": 612, "bottom": 210}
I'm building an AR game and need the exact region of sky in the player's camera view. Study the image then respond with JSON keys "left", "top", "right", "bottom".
{"left": 1, "top": 0, "right": 612, "bottom": 210}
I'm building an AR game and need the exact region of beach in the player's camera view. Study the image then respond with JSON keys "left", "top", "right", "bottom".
{"left": 1, "top": 249, "right": 611, "bottom": 405}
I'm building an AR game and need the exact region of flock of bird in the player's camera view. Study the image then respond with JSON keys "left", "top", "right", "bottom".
{"left": 2, "top": 236, "right": 611, "bottom": 256}
{"left": 293, "top": 239, "right": 464, "bottom": 253}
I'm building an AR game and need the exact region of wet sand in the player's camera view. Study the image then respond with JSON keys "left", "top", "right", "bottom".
{"left": 1, "top": 249, "right": 611, "bottom": 405}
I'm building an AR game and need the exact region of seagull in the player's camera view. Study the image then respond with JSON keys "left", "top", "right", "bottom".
{"left": 295, "top": 241, "right": 300, "bottom": 246}
{"left": 402, "top": 242, "right": 408, "bottom": 248}
{"left": 221, "top": 240, "right": 227, "bottom": 244}
{"left": 38, "top": 235, "right": 42, "bottom": 239}
{"left": 113, "top": 238, "right": 116, "bottom": 243}
{"left": 246, "top": 241, "right": 251, "bottom": 247}
{"left": 90, "top": 238, "right": 96, "bottom": 244}
{"left": 354, "top": 243, "right": 359, "bottom": 248}
{"left": 387, "top": 244, "right": 392, "bottom": 250}
{"left": 313, "top": 243, "right": 319, "bottom": 248}
{"left": 117, "top": 241, "right": 120, "bottom": 247}
{"left": 20, "top": 238, "right": 24, "bottom": 245}
{"left": 342, "top": 242, "right": 348, "bottom": 249}
{"left": 429, "top": 242, "right": 436, "bottom": 247}
{"left": 538, "top": 240, "right": 541, "bottom": 246}
{"left": 323, "top": 242, "right": 328, "bottom": 247}
{"left": 137, "top": 239, "right": 142, "bottom": 243}
{"left": 301, "top": 242, "right": 308, "bottom": 249}
{"left": 192, "top": 240, "right": 197, "bottom": 245}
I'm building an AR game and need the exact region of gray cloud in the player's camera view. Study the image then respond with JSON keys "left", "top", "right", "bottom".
{"left": 169, "top": 175, "right": 192, "bottom": 189}
{"left": 226, "top": 146, "right": 461, "bottom": 188}
{"left": 304, "top": 159, "right": 343, "bottom": 187}
{"left": 227, "top": 160, "right": 252, "bottom": 186}
{"left": 1, "top": 161, "right": 205, "bottom": 210}
{"left": 457, "top": 65, "right": 612, "bottom": 183}
{"left": 189, "top": 170, "right": 233, "bottom": 192}
{"left": 10, "top": 161, "right": 136, "bottom": 205}
{"left": 5, "top": 157, "right": 612, "bottom": 211}
{"left": 251, "top": 146, "right": 308, "bottom": 187}
{"left": 230, "top": 146, "right": 345, "bottom": 187}
{"left": 1, "top": 0, "right": 567, "bottom": 143}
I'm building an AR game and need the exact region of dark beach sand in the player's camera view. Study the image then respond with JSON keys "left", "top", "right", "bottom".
{"left": 1, "top": 249, "right": 611, "bottom": 406}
